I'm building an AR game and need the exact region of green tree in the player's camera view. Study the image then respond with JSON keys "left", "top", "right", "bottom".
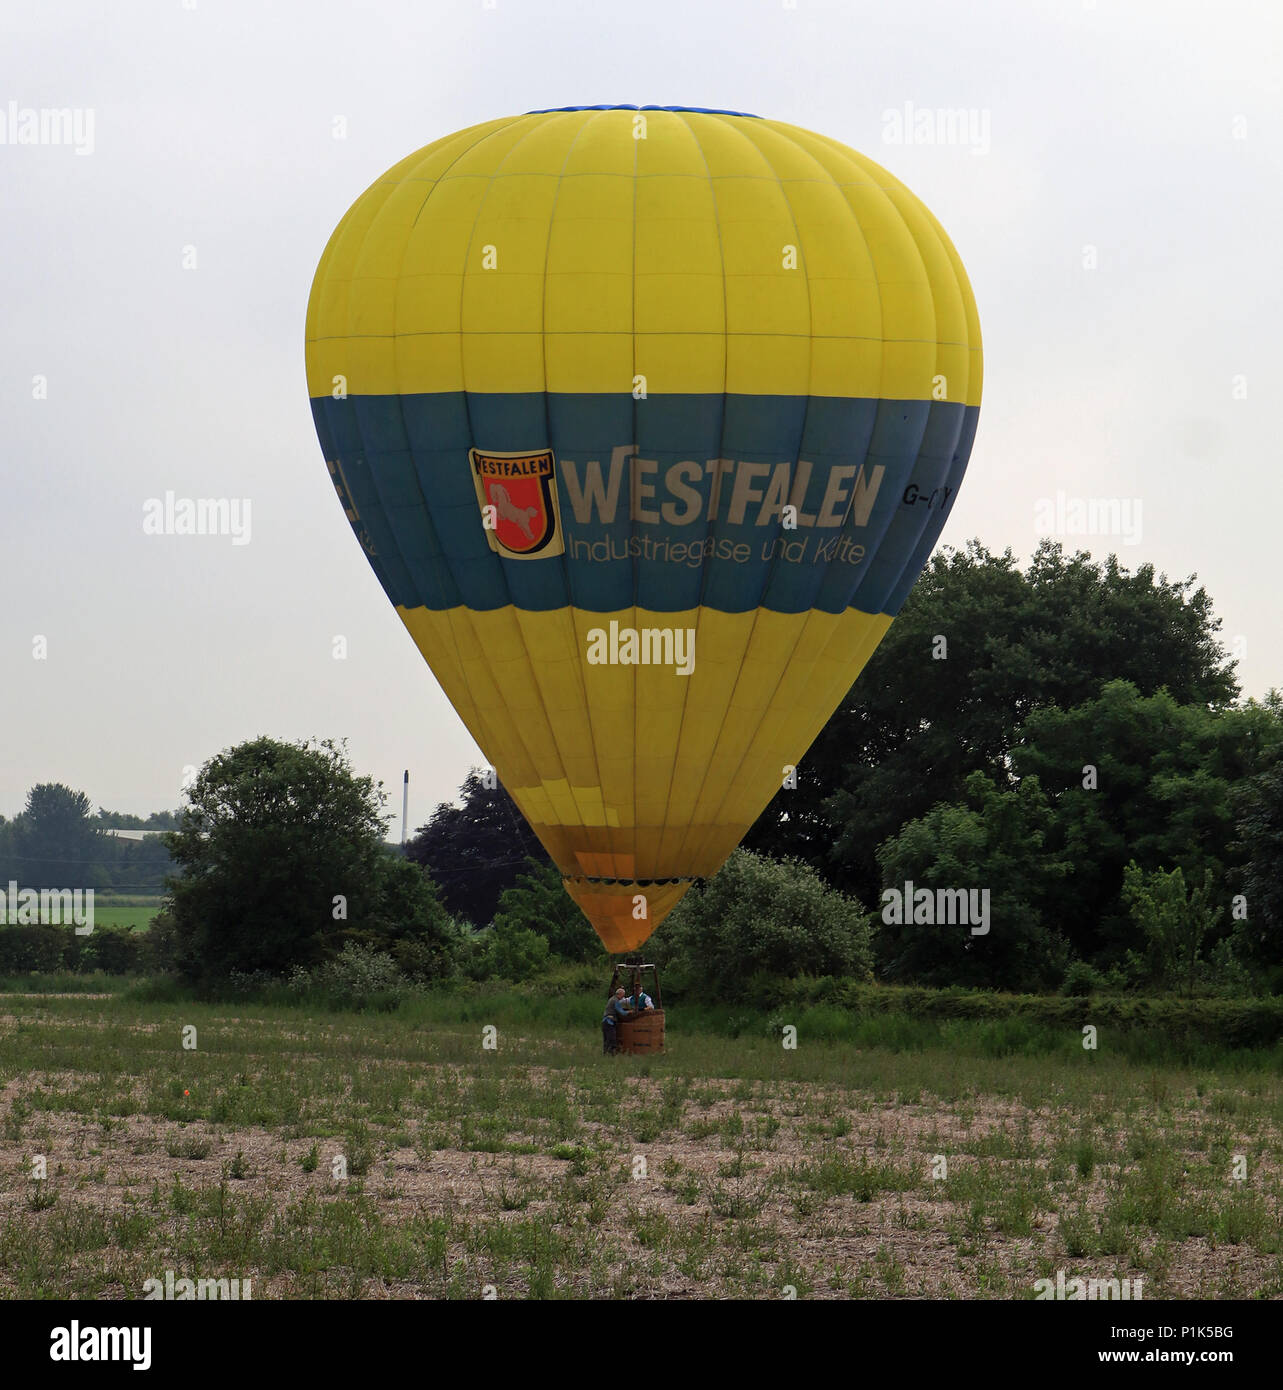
{"left": 1013, "top": 682, "right": 1278, "bottom": 965}
{"left": 346, "top": 855, "right": 460, "bottom": 983}
{"left": 13, "top": 783, "right": 100, "bottom": 888}
{"left": 406, "top": 770, "right": 549, "bottom": 925}
{"left": 655, "top": 849, "right": 872, "bottom": 1000}
{"left": 1120, "top": 862, "right": 1220, "bottom": 995}
{"left": 164, "top": 737, "right": 408, "bottom": 985}
{"left": 1231, "top": 755, "right": 1283, "bottom": 980}
{"left": 491, "top": 860, "right": 601, "bottom": 961}
{"left": 874, "top": 771, "right": 1071, "bottom": 990}
{"left": 746, "top": 541, "right": 1239, "bottom": 902}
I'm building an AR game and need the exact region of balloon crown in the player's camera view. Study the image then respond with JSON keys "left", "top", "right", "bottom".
{"left": 525, "top": 104, "right": 761, "bottom": 117}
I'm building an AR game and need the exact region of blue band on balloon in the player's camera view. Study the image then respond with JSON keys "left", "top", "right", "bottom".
{"left": 310, "top": 392, "right": 976, "bottom": 619}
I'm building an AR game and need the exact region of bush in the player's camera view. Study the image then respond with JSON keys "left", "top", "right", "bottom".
{"left": 290, "top": 942, "right": 416, "bottom": 1011}
{"left": 0, "top": 925, "right": 70, "bottom": 974}
{"left": 491, "top": 861, "right": 602, "bottom": 962}
{"left": 480, "top": 922, "right": 550, "bottom": 982}
{"left": 1121, "top": 862, "right": 1219, "bottom": 995}
{"left": 139, "top": 911, "right": 181, "bottom": 976}
{"left": 0, "top": 924, "right": 146, "bottom": 977}
{"left": 224, "top": 968, "right": 285, "bottom": 1000}
{"left": 80, "top": 928, "right": 145, "bottom": 975}
{"left": 391, "top": 923, "right": 465, "bottom": 984}
{"left": 362, "top": 856, "right": 460, "bottom": 968}
{"left": 654, "top": 849, "right": 872, "bottom": 1001}
{"left": 1061, "top": 961, "right": 1105, "bottom": 997}
{"left": 751, "top": 979, "right": 1283, "bottom": 1052}
{"left": 873, "top": 772, "right": 1071, "bottom": 992}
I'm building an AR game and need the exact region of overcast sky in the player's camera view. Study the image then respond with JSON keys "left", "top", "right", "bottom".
{"left": 3, "top": 0, "right": 1280, "bottom": 829}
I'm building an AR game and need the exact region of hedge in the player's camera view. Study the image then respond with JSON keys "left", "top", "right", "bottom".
{"left": 766, "top": 978, "right": 1283, "bottom": 1050}
{"left": 0, "top": 924, "right": 148, "bottom": 976}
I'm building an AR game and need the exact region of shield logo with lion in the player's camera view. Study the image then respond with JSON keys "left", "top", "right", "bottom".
{"left": 470, "top": 448, "right": 565, "bottom": 560}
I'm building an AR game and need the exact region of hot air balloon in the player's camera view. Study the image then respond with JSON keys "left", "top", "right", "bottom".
{"left": 306, "top": 105, "right": 981, "bottom": 960}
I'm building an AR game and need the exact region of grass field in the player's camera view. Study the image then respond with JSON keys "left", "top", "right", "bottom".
{"left": 1, "top": 985, "right": 1281, "bottom": 1300}
{"left": 87, "top": 899, "right": 163, "bottom": 933}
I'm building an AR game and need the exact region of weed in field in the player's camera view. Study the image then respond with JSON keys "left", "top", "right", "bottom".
{"left": 165, "top": 1133, "right": 212, "bottom": 1160}
{"left": 28, "top": 1181, "right": 58, "bottom": 1212}
{"left": 793, "top": 1156, "right": 918, "bottom": 1203}
{"left": 709, "top": 1171, "right": 767, "bottom": 1220}
{"left": 1074, "top": 1137, "right": 1097, "bottom": 1180}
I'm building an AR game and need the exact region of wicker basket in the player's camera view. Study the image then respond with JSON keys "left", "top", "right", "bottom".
{"left": 616, "top": 1009, "right": 665, "bottom": 1055}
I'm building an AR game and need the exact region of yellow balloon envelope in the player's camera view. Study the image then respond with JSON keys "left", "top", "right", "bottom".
{"left": 306, "top": 106, "right": 982, "bottom": 954}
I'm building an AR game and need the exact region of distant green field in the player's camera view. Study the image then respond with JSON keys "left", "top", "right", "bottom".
{"left": 0, "top": 898, "right": 161, "bottom": 933}
{"left": 90, "top": 900, "right": 162, "bottom": 932}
